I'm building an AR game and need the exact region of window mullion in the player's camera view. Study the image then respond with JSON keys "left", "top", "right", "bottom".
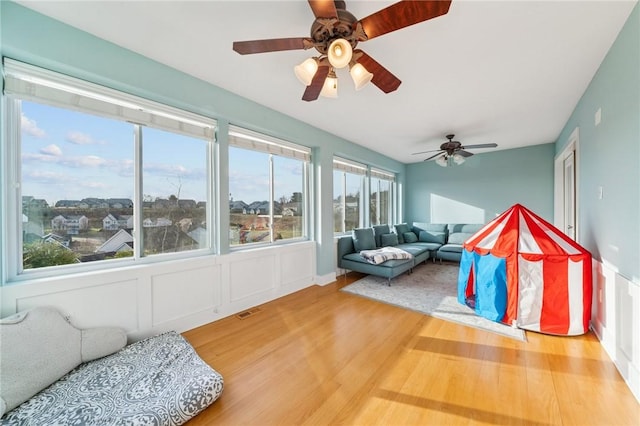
{"left": 133, "top": 125, "right": 143, "bottom": 259}
{"left": 269, "top": 154, "right": 275, "bottom": 243}
{"left": 341, "top": 172, "right": 347, "bottom": 233}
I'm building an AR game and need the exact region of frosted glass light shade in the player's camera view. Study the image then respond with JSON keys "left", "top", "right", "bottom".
{"left": 350, "top": 63, "right": 373, "bottom": 90}
{"left": 327, "top": 39, "right": 353, "bottom": 69}
{"left": 452, "top": 154, "right": 465, "bottom": 165}
{"left": 294, "top": 58, "right": 318, "bottom": 86}
{"left": 436, "top": 155, "right": 448, "bottom": 167}
{"left": 320, "top": 74, "right": 338, "bottom": 98}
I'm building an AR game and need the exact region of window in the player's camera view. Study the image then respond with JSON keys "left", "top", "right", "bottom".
{"left": 228, "top": 126, "right": 309, "bottom": 247}
{"left": 370, "top": 168, "right": 395, "bottom": 226}
{"left": 3, "top": 59, "right": 215, "bottom": 278}
{"left": 333, "top": 157, "right": 366, "bottom": 233}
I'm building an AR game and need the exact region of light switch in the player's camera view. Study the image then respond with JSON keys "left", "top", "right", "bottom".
{"left": 595, "top": 108, "right": 601, "bottom": 126}
{"left": 598, "top": 186, "right": 603, "bottom": 199}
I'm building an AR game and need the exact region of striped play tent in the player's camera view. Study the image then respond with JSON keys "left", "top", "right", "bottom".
{"left": 458, "top": 204, "right": 592, "bottom": 335}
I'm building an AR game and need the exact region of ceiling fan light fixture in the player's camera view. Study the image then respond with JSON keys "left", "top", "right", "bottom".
{"left": 436, "top": 155, "right": 448, "bottom": 167}
{"left": 327, "top": 38, "right": 353, "bottom": 69}
{"left": 452, "top": 154, "right": 465, "bottom": 165}
{"left": 320, "top": 69, "right": 338, "bottom": 98}
{"left": 294, "top": 57, "right": 319, "bottom": 86}
{"left": 349, "top": 62, "right": 373, "bottom": 90}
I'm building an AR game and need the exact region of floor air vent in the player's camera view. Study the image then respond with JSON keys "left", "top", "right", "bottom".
{"left": 236, "top": 308, "right": 261, "bottom": 320}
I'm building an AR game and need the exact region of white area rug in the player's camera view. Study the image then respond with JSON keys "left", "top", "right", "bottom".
{"left": 341, "top": 262, "right": 527, "bottom": 341}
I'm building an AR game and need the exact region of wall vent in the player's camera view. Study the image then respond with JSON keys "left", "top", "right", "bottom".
{"left": 236, "top": 308, "right": 261, "bottom": 320}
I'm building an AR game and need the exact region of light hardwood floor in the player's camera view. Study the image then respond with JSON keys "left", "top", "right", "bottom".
{"left": 183, "top": 272, "right": 639, "bottom": 425}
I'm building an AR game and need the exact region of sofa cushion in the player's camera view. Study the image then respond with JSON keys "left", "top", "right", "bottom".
{"left": 461, "top": 224, "right": 483, "bottom": 234}
{"left": 403, "top": 232, "right": 418, "bottom": 243}
{"left": 438, "top": 243, "right": 465, "bottom": 253}
{"left": 352, "top": 228, "right": 376, "bottom": 252}
{"left": 394, "top": 223, "right": 410, "bottom": 243}
{"left": 413, "top": 222, "right": 448, "bottom": 233}
{"left": 447, "top": 232, "right": 474, "bottom": 245}
{"left": 418, "top": 230, "right": 446, "bottom": 244}
{"left": 380, "top": 233, "right": 399, "bottom": 247}
{"left": 372, "top": 224, "right": 390, "bottom": 247}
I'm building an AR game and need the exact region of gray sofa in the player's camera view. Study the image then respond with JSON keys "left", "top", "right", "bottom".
{"left": 337, "top": 224, "right": 434, "bottom": 285}
{"left": 337, "top": 223, "right": 485, "bottom": 284}
{"left": 436, "top": 223, "right": 484, "bottom": 262}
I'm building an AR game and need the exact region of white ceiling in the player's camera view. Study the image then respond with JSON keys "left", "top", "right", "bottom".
{"left": 16, "top": 0, "right": 637, "bottom": 164}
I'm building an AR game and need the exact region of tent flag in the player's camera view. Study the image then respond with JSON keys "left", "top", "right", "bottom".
{"left": 458, "top": 204, "right": 592, "bottom": 336}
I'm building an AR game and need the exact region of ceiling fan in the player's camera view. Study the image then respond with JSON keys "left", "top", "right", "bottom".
{"left": 232, "top": 0, "right": 452, "bottom": 101}
{"left": 412, "top": 134, "right": 498, "bottom": 166}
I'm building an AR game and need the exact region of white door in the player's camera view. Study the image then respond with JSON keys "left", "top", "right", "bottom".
{"left": 563, "top": 151, "right": 576, "bottom": 239}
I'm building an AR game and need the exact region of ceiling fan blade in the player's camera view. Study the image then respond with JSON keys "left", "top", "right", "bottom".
{"left": 423, "top": 151, "right": 445, "bottom": 161}
{"left": 302, "top": 65, "right": 331, "bottom": 102}
{"left": 233, "top": 38, "right": 313, "bottom": 55}
{"left": 357, "top": 0, "right": 452, "bottom": 41}
{"left": 354, "top": 50, "right": 401, "bottom": 93}
{"left": 461, "top": 143, "right": 498, "bottom": 149}
{"left": 308, "top": 0, "right": 338, "bottom": 19}
{"left": 457, "top": 150, "right": 474, "bottom": 158}
{"left": 412, "top": 148, "right": 442, "bottom": 155}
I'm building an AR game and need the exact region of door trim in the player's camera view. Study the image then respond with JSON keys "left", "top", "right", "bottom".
{"left": 554, "top": 127, "right": 580, "bottom": 241}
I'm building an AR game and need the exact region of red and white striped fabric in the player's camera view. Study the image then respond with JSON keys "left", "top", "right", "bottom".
{"left": 460, "top": 204, "right": 592, "bottom": 335}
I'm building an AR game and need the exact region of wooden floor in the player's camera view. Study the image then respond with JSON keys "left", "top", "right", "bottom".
{"left": 183, "top": 272, "right": 639, "bottom": 425}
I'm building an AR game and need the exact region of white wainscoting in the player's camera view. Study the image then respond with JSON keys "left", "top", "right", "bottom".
{"left": 1, "top": 241, "right": 316, "bottom": 341}
{"left": 592, "top": 260, "right": 640, "bottom": 402}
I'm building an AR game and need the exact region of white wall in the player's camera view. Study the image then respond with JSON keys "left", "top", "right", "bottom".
{"left": 592, "top": 260, "right": 640, "bottom": 401}
{"left": 0, "top": 241, "right": 317, "bottom": 341}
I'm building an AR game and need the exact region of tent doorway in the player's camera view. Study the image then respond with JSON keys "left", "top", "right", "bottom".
{"left": 555, "top": 128, "right": 579, "bottom": 241}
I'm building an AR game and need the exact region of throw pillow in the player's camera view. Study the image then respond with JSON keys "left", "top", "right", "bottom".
{"left": 412, "top": 222, "right": 447, "bottom": 233}
{"left": 418, "top": 230, "right": 446, "bottom": 244}
{"left": 372, "top": 224, "right": 390, "bottom": 247}
{"left": 394, "top": 223, "right": 410, "bottom": 244}
{"left": 352, "top": 228, "right": 376, "bottom": 252}
{"left": 403, "top": 232, "right": 418, "bottom": 243}
{"left": 380, "top": 233, "right": 398, "bottom": 247}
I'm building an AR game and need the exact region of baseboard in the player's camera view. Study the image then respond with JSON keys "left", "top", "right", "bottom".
{"left": 315, "top": 272, "right": 337, "bottom": 286}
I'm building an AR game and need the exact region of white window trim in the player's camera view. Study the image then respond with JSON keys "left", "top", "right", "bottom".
{"left": 2, "top": 60, "right": 217, "bottom": 282}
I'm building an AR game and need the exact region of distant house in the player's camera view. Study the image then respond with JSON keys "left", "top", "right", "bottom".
{"left": 196, "top": 201, "right": 206, "bottom": 209}
{"left": 107, "top": 198, "right": 133, "bottom": 209}
{"left": 22, "top": 196, "right": 49, "bottom": 209}
{"left": 51, "top": 215, "right": 89, "bottom": 234}
{"left": 102, "top": 213, "right": 133, "bottom": 230}
{"left": 178, "top": 199, "right": 197, "bottom": 209}
{"left": 282, "top": 207, "right": 296, "bottom": 216}
{"left": 95, "top": 229, "right": 133, "bottom": 253}
{"left": 187, "top": 226, "right": 207, "bottom": 248}
{"left": 142, "top": 217, "right": 172, "bottom": 227}
{"left": 55, "top": 199, "right": 81, "bottom": 208}
{"left": 41, "top": 233, "right": 70, "bottom": 248}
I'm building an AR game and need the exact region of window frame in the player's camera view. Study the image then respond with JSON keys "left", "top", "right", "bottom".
{"left": 369, "top": 168, "right": 396, "bottom": 227}
{"left": 228, "top": 125, "right": 311, "bottom": 249}
{"left": 2, "top": 59, "right": 217, "bottom": 282}
{"left": 333, "top": 157, "right": 366, "bottom": 234}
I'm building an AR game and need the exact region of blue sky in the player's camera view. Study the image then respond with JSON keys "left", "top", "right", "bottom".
{"left": 21, "top": 101, "right": 305, "bottom": 206}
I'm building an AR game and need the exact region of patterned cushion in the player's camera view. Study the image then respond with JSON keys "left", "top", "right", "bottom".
{"left": 380, "top": 233, "right": 398, "bottom": 247}
{"left": 403, "top": 232, "right": 418, "bottom": 243}
{"left": 352, "top": 228, "right": 376, "bottom": 251}
{"left": 1, "top": 332, "right": 223, "bottom": 426}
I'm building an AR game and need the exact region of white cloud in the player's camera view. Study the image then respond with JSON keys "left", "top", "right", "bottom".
{"left": 143, "top": 163, "right": 206, "bottom": 180}
{"left": 21, "top": 114, "right": 46, "bottom": 138}
{"left": 40, "top": 144, "right": 62, "bottom": 156}
{"left": 66, "top": 131, "right": 103, "bottom": 145}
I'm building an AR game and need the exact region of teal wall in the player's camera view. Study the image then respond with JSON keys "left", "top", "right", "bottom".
{"left": 405, "top": 143, "right": 555, "bottom": 224}
{"left": 0, "top": 1, "right": 405, "bottom": 277}
{"left": 555, "top": 3, "right": 639, "bottom": 284}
